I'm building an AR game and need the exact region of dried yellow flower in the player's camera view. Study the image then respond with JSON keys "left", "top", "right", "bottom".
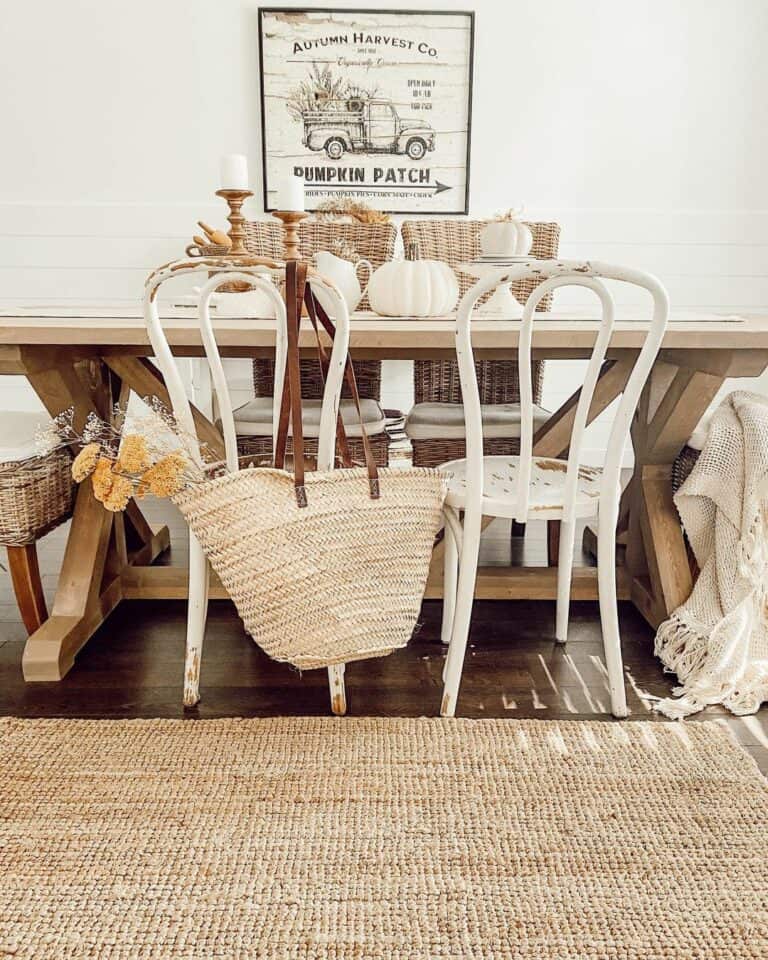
{"left": 91, "top": 457, "right": 116, "bottom": 502}
{"left": 116, "top": 434, "right": 150, "bottom": 474}
{"left": 138, "top": 451, "right": 187, "bottom": 498}
{"left": 316, "top": 198, "right": 390, "bottom": 224}
{"left": 101, "top": 473, "right": 133, "bottom": 512}
{"left": 71, "top": 443, "right": 100, "bottom": 482}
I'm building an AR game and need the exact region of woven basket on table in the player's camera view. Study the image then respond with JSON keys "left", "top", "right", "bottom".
{"left": 0, "top": 449, "right": 74, "bottom": 546}
{"left": 401, "top": 220, "right": 561, "bottom": 468}
{"left": 192, "top": 219, "right": 284, "bottom": 291}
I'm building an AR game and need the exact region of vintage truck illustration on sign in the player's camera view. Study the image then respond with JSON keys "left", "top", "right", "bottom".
{"left": 301, "top": 97, "right": 436, "bottom": 161}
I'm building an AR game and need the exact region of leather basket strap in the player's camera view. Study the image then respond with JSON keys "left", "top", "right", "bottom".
{"left": 274, "top": 260, "right": 309, "bottom": 506}
{"left": 302, "top": 287, "right": 354, "bottom": 469}
{"left": 304, "top": 286, "right": 380, "bottom": 499}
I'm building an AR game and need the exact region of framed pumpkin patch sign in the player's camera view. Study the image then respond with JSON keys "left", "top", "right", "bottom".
{"left": 258, "top": 7, "right": 475, "bottom": 214}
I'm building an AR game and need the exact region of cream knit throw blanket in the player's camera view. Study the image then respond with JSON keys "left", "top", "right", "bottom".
{"left": 655, "top": 391, "right": 768, "bottom": 719}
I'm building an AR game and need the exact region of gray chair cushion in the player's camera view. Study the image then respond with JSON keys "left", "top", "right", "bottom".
{"left": 233, "top": 397, "right": 387, "bottom": 438}
{"left": 405, "top": 402, "right": 550, "bottom": 440}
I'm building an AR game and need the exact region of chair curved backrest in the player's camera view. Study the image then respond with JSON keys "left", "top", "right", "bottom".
{"left": 455, "top": 260, "right": 669, "bottom": 524}
{"left": 142, "top": 262, "right": 351, "bottom": 474}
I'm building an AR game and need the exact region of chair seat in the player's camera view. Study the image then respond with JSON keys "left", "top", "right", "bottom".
{"left": 405, "top": 402, "right": 550, "bottom": 440}
{"left": 233, "top": 397, "right": 387, "bottom": 438}
{"left": 439, "top": 455, "right": 603, "bottom": 520}
{"left": 0, "top": 411, "right": 54, "bottom": 463}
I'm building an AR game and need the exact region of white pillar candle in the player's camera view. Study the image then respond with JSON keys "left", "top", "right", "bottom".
{"left": 219, "top": 154, "right": 249, "bottom": 190}
{"left": 276, "top": 173, "right": 305, "bottom": 212}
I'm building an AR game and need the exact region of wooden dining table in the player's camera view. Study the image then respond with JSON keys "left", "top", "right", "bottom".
{"left": 2, "top": 303, "right": 767, "bottom": 682}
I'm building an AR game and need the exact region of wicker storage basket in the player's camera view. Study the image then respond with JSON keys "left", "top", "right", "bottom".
{"left": 174, "top": 261, "right": 444, "bottom": 671}
{"left": 0, "top": 449, "right": 75, "bottom": 546}
{"left": 175, "top": 466, "right": 444, "bottom": 669}
{"left": 401, "top": 220, "right": 560, "bottom": 468}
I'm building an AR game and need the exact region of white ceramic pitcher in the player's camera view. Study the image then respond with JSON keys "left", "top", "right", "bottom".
{"left": 314, "top": 251, "right": 372, "bottom": 311}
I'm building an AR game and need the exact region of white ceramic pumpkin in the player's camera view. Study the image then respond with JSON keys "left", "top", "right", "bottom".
{"left": 367, "top": 260, "right": 459, "bottom": 317}
{"left": 479, "top": 218, "right": 533, "bottom": 257}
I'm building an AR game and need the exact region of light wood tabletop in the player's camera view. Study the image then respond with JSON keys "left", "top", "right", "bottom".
{"left": 0, "top": 305, "right": 766, "bottom": 354}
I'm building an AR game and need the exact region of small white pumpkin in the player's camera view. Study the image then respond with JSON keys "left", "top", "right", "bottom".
{"left": 367, "top": 260, "right": 459, "bottom": 317}
{"left": 479, "top": 217, "right": 533, "bottom": 257}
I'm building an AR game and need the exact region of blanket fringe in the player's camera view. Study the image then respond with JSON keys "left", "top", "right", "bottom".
{"left": 654, "top": 614, "right": 768, "bottom": 718}
{"left": 653, "top": 616, "right": 710, "bottom": 681}
{"left": 723, "top": 680, "right": 768, "bottom": 716}
{"left": 654, "top": 693, "right": 706, "bottom": 720}
{"left": 653, "top": 617, "right": 711, "bottom": 718}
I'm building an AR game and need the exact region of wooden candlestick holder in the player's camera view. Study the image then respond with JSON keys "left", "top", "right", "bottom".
{"left": 272, "top": 210, "right": 309, "bottom": 261}
{"left": 215, "top": 189, "right": 254, "bottom": 256}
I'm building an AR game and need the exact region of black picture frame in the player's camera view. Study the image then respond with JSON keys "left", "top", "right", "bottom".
{"left": 258, "top": 7, "right": 475, "bottom": 214}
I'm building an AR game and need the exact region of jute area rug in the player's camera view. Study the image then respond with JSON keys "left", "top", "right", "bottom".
{"left": 1, "top": 717, "right": 766, "bottom": 959}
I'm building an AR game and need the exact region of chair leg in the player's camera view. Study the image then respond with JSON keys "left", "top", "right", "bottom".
{"left": 441, "top": 521, "right": 459, "bottom": 648}
{"left": 328, "top": 663, "right": 347, "bottom": 715}
{"left": 440, "top": 514, "right": 482, "bottom": 718}
{"left": 183, "top": 532, "right": 209, "bottom": 707}
{"left": 7, "top": 544, "right": 47, "bottom": 635}
{"left": 555, "top": 519, "right": 576, "bottom": 643}
{"left": 547, "top": 520, "right": 561, "bottom": 566}
{"left": 597, "top": 515, "right": 629, "bottom": 718}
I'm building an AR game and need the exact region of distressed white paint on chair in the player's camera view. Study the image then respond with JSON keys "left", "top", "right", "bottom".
{"left": 440, "top": 260, "right": 669, "bottom": 719}
{"left": 143, "top": 264, "right": 353, "bottom": 714}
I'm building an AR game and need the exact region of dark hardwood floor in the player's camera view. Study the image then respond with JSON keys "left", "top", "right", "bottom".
{"left": 1, "top": 500, "right": 766, "bottom": 775}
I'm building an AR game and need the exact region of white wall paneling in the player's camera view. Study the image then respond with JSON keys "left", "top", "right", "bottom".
{"left": 1, "top": 0, "right": 766, "bottom": 453}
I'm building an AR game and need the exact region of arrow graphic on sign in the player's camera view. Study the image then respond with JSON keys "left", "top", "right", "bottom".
{"left": 305, "top": 181, "right": 452, "bottom": 195}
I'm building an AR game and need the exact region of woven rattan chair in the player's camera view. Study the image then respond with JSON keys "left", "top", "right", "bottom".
{"left": 234, "top": 219, "right": 398, "bottom": 466}
{"left": 0, "top": 412, "right": 74, "bottom": 633}
{"left": 402, "top": 220, "right": 561, "bottom": 468}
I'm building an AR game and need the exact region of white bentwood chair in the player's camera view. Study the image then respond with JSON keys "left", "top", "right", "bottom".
{"left": 143, "top": 263, "right": 352, "bottom": 713}
{"left": 439, "top": 260, "right": 669, "bottom": 719}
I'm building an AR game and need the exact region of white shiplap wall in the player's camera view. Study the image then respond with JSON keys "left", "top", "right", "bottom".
{"left": 1, "top": 0, "right": 766, "bottom": 465}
